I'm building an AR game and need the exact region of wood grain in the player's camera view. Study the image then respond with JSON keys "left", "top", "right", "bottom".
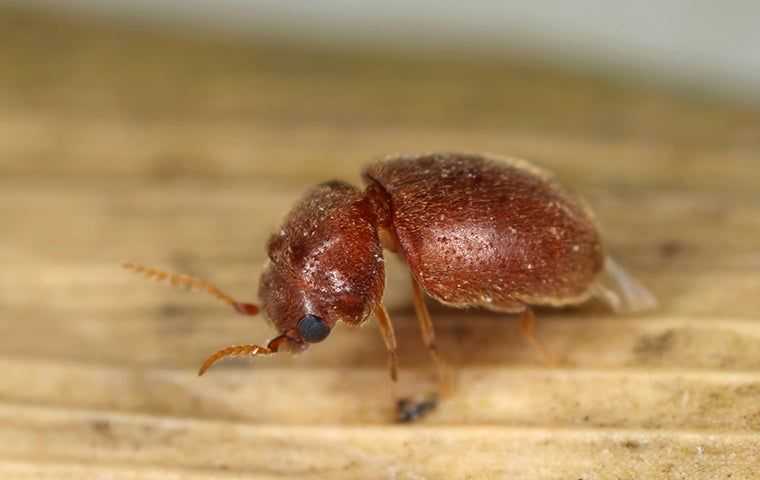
{"left": 2, "top": 5, "right": 760, "bottom": 479}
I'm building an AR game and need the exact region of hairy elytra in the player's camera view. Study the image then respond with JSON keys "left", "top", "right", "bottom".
{"left": 124, "top": 152, "right": 655, "bottom": 422}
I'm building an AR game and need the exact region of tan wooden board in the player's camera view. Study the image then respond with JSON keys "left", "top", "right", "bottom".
{"left": 1, "top": 6, "right": 760, "bottom": 479}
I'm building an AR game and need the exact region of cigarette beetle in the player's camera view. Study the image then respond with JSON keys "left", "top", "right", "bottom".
{"left": 125, "top": 152, "right": 655, "bottom": 421}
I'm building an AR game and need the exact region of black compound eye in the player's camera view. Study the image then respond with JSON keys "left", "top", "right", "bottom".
{"left": 297, "top": 314, "right": 331, "bottom": 343}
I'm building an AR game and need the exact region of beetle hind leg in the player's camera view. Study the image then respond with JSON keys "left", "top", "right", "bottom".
{"left": 518, "top": 306, "right": 558, "bottom": 366}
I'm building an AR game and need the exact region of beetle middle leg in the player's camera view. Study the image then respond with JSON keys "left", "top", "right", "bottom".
{"left": 518, "top": 306, "right": 557, "bottom": 366}
{"left": 409, "top": 273, "right": 451, "bottom": 394}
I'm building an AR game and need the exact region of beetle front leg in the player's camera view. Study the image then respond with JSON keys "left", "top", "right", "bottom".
{"left": 374, "top": 303, "right": 399, "bottom": 383}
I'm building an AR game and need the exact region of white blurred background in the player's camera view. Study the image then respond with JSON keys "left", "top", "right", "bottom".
{"left": 8, "top": 0, "right": 760, "bottom": 102}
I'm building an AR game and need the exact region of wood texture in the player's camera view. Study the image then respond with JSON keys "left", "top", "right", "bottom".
{"left": 2, "top": 6, "right": 760, "bottom": 479}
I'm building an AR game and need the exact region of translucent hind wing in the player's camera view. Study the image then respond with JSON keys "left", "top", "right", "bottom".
{"left": 594, "top": 256, "right": 657, "bottom": 314}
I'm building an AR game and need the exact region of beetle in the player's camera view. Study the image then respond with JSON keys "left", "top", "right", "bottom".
{"left": 124, "top": 152, "right": 655, "bottom": 421}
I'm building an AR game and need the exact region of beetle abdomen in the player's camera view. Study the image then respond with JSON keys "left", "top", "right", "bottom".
{"left": 363, "top": 153, "right": 604, "bottom": 310}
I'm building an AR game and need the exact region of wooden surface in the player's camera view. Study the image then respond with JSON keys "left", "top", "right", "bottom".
{"left": 2, "top": 6, "right": 760, "bottom": 479}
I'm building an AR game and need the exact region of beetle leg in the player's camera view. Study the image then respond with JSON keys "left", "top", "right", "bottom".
{"left": 376, "top": 303, "right": 439, "bottom": 422}
{"left": 374, "top": 303, "right": 399, "bottom": 383}
{"left": 518, "top": 307, "right": 557, "bottom": 366}
{"left": 123, "top": 261, "right": 259, "bottom": 315}
{"left": 409, "top": 274, "right": 452, "bottom": 394}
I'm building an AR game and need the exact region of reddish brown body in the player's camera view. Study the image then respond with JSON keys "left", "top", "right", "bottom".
{"left": 365, "top": 154, "right": 604, "bottom": 312}
{"left": 126, "top": 152, "right": 654, "bottom": 421}
{"left": 255, "top": 153, "right": 604, "bottom": 347}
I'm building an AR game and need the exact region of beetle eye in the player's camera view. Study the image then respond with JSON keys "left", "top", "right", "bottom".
{"left": 297, "top": 314, "right": 331, "bottom": 343}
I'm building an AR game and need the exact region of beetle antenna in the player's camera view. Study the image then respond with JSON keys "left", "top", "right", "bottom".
{"left": 122, "top": 261, "right": 259, "bottom": 315}
{"left": 197, "top": 333, "right": 292, "bottom": 375}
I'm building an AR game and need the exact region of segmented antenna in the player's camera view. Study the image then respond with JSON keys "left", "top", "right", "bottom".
{"left": 122, "top": 261, "right": 259, "bottom": 315}
{"left": 197, "top": 333, "right": 291, "bottom": 375}
{"left": 197, "top": 344, "right": 273, "bottom": 376}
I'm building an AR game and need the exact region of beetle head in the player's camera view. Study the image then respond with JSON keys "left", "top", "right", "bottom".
{"left": 257, "top": 181, "right": 385, "bottom": 352}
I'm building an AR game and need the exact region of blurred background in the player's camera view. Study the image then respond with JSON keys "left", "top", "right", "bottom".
{"left": 10, "top": 0, "right": 760, "bottom": 102}
{"left": 2, "top": 1, "right": 760, "bottom": 478}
